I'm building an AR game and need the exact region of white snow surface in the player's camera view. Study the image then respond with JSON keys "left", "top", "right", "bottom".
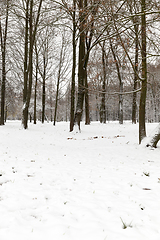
{"left": 0, "top": 121, "right": 160, "bottom": 240}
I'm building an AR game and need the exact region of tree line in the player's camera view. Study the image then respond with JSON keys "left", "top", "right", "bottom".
{"left": 0, "top": 0, "right": 160, "bottom": 146}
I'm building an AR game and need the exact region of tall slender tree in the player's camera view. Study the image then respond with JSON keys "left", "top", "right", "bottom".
{"left": 53, "top": 45, "right": 63, "bottom": 126}
{"left": 132, "top": 17, "right": 139, "bottom": 124}
{"left": 127, "top": 1, "right": 140, "bottom": 124}
{"left": 100, "top": 41, "right": 107, "bottom": 124}
{"left": 74, "top": 0, "right": 99, "bottom": 129}
{"left": 33, "top": 43, "right": 38, "bottom": 124}
{"left": 109, "top": 38, "right": 123, "bottom": 125}
{"left": 70, "top": 0, "right": 76, "bottom": 132}
{"left": 22, "top": 0, "right": 43, "bottom": 129}
{"left": 139, "top": 0, "right": 147, "bottom": 144}
{"left": 0, "top": 0, "right": 9, "bottom": 125}
{"left": 74, "top": 0, "right": 86, "bottom": 130}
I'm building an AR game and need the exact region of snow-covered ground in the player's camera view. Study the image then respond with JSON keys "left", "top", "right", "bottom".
{"left": 0, "top": 121, "right": 160, "bottom": 240}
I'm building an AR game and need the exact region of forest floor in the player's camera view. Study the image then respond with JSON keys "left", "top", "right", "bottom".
{"left": 0, "top": 120, "right": 160, "bottom": 240}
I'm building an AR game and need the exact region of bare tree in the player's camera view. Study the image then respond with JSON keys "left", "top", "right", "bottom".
{"left": 53, "top": 38, "right": 64, "bottom": 126}
{"left": 74, "top": 0, "right": 99, "bottom": 130}
{"left": 127, "top": 1, "right": 140, "bottom": 124}
{"left": 22, "top": 0, "right": 43, "bottom": 129}
{"left": 99, "top": 41, "right": 107, "bottom": 124}
{"left": 139, "top": 0, "right": 147, "bottom": 144}
{"left": 53, "top": 29, "right": 71, "bottom": 125}
{"left": 70, "top": 0, "right": 76, "bottom": 131}
{"left": 0, "top": 0, "right": 9, "bottom": 125}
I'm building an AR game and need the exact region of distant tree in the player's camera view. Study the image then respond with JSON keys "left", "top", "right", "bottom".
{"left": 99, "top": 41, "right": 107, "bottom": 124}
{"left": 109, "top": 37, "right": 124, "bottom": 125}
{"left": 127, "top": 0, "right": 140, "bottom": 124}
{"left": 147, "top": 64, "right": 160, "bottom": 122}
{"left": 33, "top": 42, "right": 39, "bottom": 124}
{"left": 53, "top": 29, "right": 71, "bottom": 125}
{"left": 53, "top": 37, "right": 64, "bottom": 126}
{"left": 0, "top": 0, "right": 9, "bottom": 125}
{"left": 36, "top": 30, "right": 50, "bottom": 124}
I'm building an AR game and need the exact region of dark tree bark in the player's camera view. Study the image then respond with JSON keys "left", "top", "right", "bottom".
{"left": 27, "top": 0, "right": 34, "bottom": 124}
{"left": 74, "top": 0, "right": 98, "bottom": 129}
{"left": 22, "top": 0, "right": 43, "bottom": 129}
{"left": 5, "top": 105, "right": 7, "bottom": 122}
{"left": 42, "top": 55, "right": 46, "bottom": 124}
{"left": 23, "top": 0, "right": 35, "bottom": 129}
{"left": 84, "top": 69, "right": 90, "bottom": 125}
{"left": 74, "top": 0, "right": 86, "bottom": 129}
{"left": 0, "top": 0, "right": 9, "bottom": 125}
{"left": 22, "top": 0, "right": 29, "bottom": 128}
{"left": 119, "top": 80, "right": 123, "bottom": 125}
{"left": 33, "top": 43, "right": 38, "bottom": 124}
{"left": 70, "top": 0, "right": 76, "bottom": 132}
{"left": 139, "top": 0, "right": 147, "bottom": 144}
{"left": 34, "top": 69, "right": 38, "bottom": 124}
{"left": 83, "top": 47, "right": 90, "bottom": 125}
{"left": 84, "top": 0, "right": 90, "bottom": 126}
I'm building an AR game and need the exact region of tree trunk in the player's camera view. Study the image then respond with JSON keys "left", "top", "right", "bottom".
{"left": 5, "top": 105, "right": 7, "bottom": 122}
{"left": 22, "top": 0, "right": 43, "bottom": 129}
{"left": 127, "top": 0, "right": 139, "bottom": 124}
{"left": 85, "top": 69, "right": 90, "bottom": 125}
{"left": 42, "top": 77, "right": 45, "bottom": 123}
{"left": 22, "top": 0, "right": 29, "bottom": 128}
{"left": 119, "top": 81, "right": 123, "bottom": 125}
{"left": 84, "top": 0, "right": 97, "bottom": 125}
{"left": 74, "top": 0, "right": 85, "bottom": 129}
{"left": 110, "top": 39, "right": 123, "bottom": 124}
{"left": 74, "top": 0, "right": 98, "bottom": 129}
{"left": 132, "top": 15, "right": 139, "bottom": 124}
{"left": 22, "top": 0, "right": 33, "bottom": 129}
{"left": 100, "top": 41, "right": 106, "bottom": 124}
{"left": 146, "top": 124, "right": 160, "bottom": 148}
{"left": 53, "top": 77, "right": 60, "bottom": 126}
{"left": 70, "top": 0, "right": 76, "bottom": 132}
{"left": 42, "top": 55, "right": 46, "bottom": 124}
{"left": 25, "top": 0, "right": 33, "bottom": 129}
{"left": 53, "top": 45, "right": 63, "bottom": 126}
{"left": 139, "top": 0, "right": 147, "bottom": 144}
{"left": 34, "top": 59, "right": 38, "bottom": 124}
{"left": 33, "top": 77, "right": 37, "bottom": 124}
{"left": 0, "top": 51, "right": 6, "bottom": 125}
{"left": 0, "top": 0, "right": 9, "bottom": 125}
